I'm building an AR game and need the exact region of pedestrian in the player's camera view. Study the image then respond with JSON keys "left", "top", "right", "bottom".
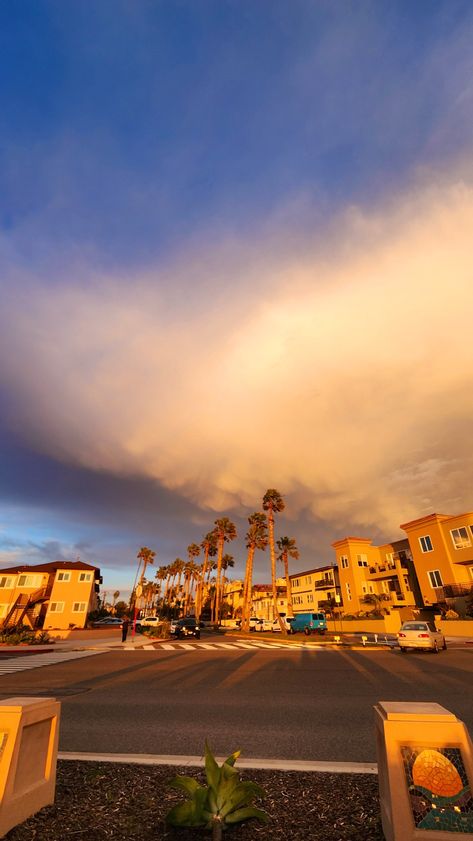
{"left": 121, "top": 616, "right": 130, "bottom": 643}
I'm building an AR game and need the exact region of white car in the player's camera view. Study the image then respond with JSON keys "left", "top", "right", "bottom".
{"left": 253, "top": 618, "right": 274, "bottom": 632}
{"left": 397, "top": 621, "right": 447, "bottom": 653}
{"left": 271, "top": 617, "right": 295, "bottom": 632}
{"left": 139, "top": 616, "right": 161, "bottom": 627}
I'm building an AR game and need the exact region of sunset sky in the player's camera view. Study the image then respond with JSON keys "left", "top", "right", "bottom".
{"left": 1, "top": 1, "right": 473, "bottom": 593}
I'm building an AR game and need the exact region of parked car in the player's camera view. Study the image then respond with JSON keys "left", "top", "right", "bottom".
{"left": 139, "top": 616, "right": 161, "bottom": 628}
{"left": 171, "top": 618, "right": 201, "bottom": 639}
{"left": 290, "top": 612, "right": 327, "bottom": 635}
{"left": 397, "top": 621, "right": 447, "bottom": 653}
{"left": 253, "top": 619, "right": 274, "bottom": 632}
{"left": 271, "top": 617, "right": 295, "bottom": 632}
{"left": 91, "top": 617, "right": 123, "bottom": 629}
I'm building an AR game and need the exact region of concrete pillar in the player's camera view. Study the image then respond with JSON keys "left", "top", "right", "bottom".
{"left": 0, "top": 696, "right": 60, "bottom": 837}
{"left": 375, "top": 701, "right": 473, "bottom": 840}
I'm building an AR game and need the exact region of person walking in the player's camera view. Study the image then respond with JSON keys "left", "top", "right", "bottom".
{"left": 121, "top": 616, "right": 130, "bottom": 643}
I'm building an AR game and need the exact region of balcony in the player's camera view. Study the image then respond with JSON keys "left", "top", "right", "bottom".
{"left": 367, "top": 563, "right": 398, "bottom": 579}
{"left": 314, "top": 578, "right": 335, "bottom": 590}
{"left": 434, "top": 583, "right": 473, "bottom": 600}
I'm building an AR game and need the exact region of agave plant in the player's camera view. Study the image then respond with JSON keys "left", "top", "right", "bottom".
{"left": 166, "top": 742, "right": 268, "bottom": 840}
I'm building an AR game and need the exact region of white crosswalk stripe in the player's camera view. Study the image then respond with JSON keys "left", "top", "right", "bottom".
{"left": 152, "top": 640, "right": 327, "bottom": 652}
{"left": 0, "top": 649, "right": 107, "bottom": 675}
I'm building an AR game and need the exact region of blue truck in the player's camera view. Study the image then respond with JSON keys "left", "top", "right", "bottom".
{"left": 290, "top": 612, "right": 327, "bottom": 635}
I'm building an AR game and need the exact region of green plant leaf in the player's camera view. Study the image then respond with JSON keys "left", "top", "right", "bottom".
{"left": 216, "top": 772, "right": 239, "bottom": 811}
{"left": 225, "top": 806, "right": 269, "bottom": 825}
{"left": 224, "top": 749, "right": 241, "bottom": 767}
{"left": 168, "top": 775, "right": 203, "bottom": 795}
{"left": 219, "top": 782, "right": 264, "bottom": 819}
{"left": 166, "top": 800, "right": 206, "bottom": 827}
{"left": 204, "top": 740, "right": 221, "bottom": 794}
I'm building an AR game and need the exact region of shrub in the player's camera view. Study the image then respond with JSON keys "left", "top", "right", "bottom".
{"left": 143, "top": 620, "right": 171, "bottom": 639}
{"left": 0, "top": 625, "right": 52, "bottom": 645}
{"left": 166, "top": 742, "right": 268, "bottom": 841}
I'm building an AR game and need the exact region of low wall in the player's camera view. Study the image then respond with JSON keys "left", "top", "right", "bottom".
{"left": 436, "top": 619, "right": 473, "bottom": 638}
{"left": 43, "top": 628, "right": 122, "bottom": 640}
{"left": 326, "top": 613, "right": 402, "bottom": 635}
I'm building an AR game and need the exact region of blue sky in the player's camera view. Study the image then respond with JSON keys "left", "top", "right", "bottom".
{"left": 1, "top": 1, "right": 473, "bottom": 592}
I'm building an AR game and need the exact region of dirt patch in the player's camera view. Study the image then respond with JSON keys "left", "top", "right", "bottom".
{"left": 5, "top": 761, "right": 384, "bottom": 840}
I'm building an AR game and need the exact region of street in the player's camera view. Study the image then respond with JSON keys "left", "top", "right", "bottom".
{"left": 1, "top": 635, "right": 472, "bottom": 763}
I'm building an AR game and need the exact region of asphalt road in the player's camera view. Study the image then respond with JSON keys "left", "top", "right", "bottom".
{"left": 1, "top": 636, "right": 472, "bottom": 763}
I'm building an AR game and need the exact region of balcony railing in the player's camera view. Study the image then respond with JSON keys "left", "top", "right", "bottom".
{"left": 434, "top": 583, "right": 473, "bottom": 600}
{"left": 314, "top": 579, "right": 335, "bottom": 590}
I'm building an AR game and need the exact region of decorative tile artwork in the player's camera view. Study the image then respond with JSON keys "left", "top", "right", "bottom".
{"left": 401, "top": 746, "right": 473, "bottom": 832}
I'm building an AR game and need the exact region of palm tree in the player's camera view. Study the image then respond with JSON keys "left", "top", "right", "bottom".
{"left": 186, "top": 543, "right": 201, "bottom": 612}
{"left": 241, "top": 513, "right": 268, "bottom": 632}
{"left": 196, "top": 531, "right": 218, "bottom": 621}
{"left": 131, "top": 547, "right": 156, "bottom": 615}
{"left": 112, "top": 591, "right": 120, "bottom": 613}
{"left": 262, "top": 489, "right": 285, "bottom": 631}
{"left": 214, "top": 517, "right": 237, "bottom": 625}
{"left": 277, "top": 536, "right": 299, "bottom": 621}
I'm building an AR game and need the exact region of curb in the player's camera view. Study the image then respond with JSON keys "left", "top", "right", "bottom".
{"left": 58, "top": 751, "right": 378, "bottom": 775}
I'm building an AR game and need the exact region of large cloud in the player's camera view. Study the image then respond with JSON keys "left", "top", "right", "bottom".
{"left": 1, "top": 177, "right": 473, "bottom": 536}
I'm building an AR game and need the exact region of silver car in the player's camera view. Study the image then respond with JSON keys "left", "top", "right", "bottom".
{"left": 397, "top": 621, "right": 447, "bottom": 653}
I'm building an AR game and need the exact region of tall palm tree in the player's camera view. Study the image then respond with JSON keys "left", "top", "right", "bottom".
{"left": 196, "top": 530, "right": 218, "bottom": 621}
{"left": 132, "top": 547, "right": 156, "bottom": 615}
{"left": 263, "top": 489, "right": 286, "bottom": 631}
{"left": 277, "top": 536, "right": 299, "bottom": 621}
{"left": 241, "top": 513, "right": 268, "bottom": 632}
{"left": 214, "top": 517, "right": 237, "bottom": 625}
{"left": 186, "top": 543, "right": 201, "bottom": 611}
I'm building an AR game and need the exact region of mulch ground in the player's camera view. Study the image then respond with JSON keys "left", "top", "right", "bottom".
{"left": 5, "top": 761, "right": 385, "bottom": 841}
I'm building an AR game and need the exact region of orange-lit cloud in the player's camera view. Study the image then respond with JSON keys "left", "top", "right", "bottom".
{"left": 1, "top": 175, "right": 473, "bottom": 537}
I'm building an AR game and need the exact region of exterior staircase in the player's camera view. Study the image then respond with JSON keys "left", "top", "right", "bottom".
{"left": 1, "top": 584, "right": 53, "bottom": 629}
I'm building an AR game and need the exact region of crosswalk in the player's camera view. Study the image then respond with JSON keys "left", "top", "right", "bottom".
{"left": 0, "top": 649, "right": 107, "bottom": 675}
{"left": 157, "top": 640, "right": 327, "bottom": 652}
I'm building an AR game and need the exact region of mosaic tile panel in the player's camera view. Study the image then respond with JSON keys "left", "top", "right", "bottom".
{"left": 401, "top": 746, "right": 473, "bottom": 832}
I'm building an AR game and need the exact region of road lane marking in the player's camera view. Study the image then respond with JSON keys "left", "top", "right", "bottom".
{"left": 0, "top": 649, "right": 107, "bottom": 675}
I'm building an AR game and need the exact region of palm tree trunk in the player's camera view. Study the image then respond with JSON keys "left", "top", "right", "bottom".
{"left": 215, "top": 536, "right": 223, "bottom": 625}
{"left": 241, "top": 545, "right": 255, "bottom": 632}
{"left": 268, "top": 509, "right": 284, "bottom": 631}
{"left": 283, "top": 552, "right": 294, "bottom": 618}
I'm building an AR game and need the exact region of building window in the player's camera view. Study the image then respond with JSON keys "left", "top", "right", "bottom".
{"left": 345, "top": 582, "right": 351, "bottom": 600}
{"left": 293, "top": 578, "right": 300, "bottom": 587}
{"left": 385, "top": 552, "right": 394, "bottom": 563}
{"left": 428, "top": 570, "right": 443, "bottom": 588}
{"left": 72, "top": 602, "right": 87, "bottom": 612}
{"left": 0, "top": 604, "right": 8, "bottom": 618}
{"left": 340, "top": 555, "right": 349, "bottom": 569}
{"left": 17, "top": 574, "right": 42, "bottom": 588}
{"left": 368, "top": 584, "right": 374, "bottom": 594}
{"left": 403, "top": 575, "right": 411, "bottom": 591}
{"left": 305, "top": 575, "right": 312, "bottom": 585}
{"left": 0, "top": 576, "right": 14, "bottom": 589}
{"left": 57, "top": 571, "right": 71, "bottom": 582}
{"left": 49, "top": 602, "right": 65, "bottom": 613}
{"left": 450, "top": 527, "right": 471, "bottom": 550}
{"left": 419, "top": 535, "right": 433, "bottom": 553}
{"left": 382, "top": 581, "right": 390, "bottom": 594}
{"left": 78, "top": 572, "right": 93, "bottom": 583}
{"left": 308, "top": 594, "right": 313, "bottom": 603}
{"left": 361, "top": 584, "right": 367, "bottom": 594}
{"left": 357, "top": 554, "right": 368, "bottom": 567}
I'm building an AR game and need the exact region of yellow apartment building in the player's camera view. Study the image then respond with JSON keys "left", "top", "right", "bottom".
{"left": 400, "top": 511, "right": 473, "bottom": 609}
{"left": 289, "top": 565, "right": 341, "bottom": 614}
{"left": 0, "top": 561, "right": 102, "bottom": 631}
{"left": 251, "top": 580, "right": 287, "bottom": 619}
{"left": 332, "top": 536, "right": 417, "bottom": 616}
